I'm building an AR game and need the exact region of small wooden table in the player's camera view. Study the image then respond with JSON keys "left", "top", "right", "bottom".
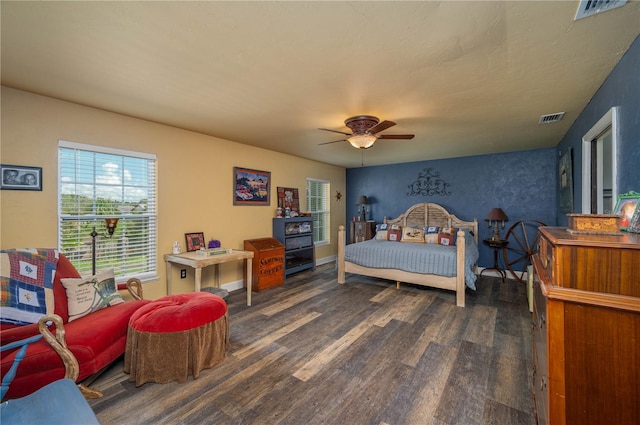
{"left": 480, "top": 238, "right": 508, "bottom": 281}
{"left": 164, "top": 250, "right": 254, "bottom": 306}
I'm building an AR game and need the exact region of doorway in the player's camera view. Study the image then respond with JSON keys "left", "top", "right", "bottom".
{"left": 582, "top": 107, "right": 618, "bottom": 214}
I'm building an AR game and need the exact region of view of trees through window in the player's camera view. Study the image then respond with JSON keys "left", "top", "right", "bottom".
{"left": 58, "top": 143, "right": 157, "bottom": 280}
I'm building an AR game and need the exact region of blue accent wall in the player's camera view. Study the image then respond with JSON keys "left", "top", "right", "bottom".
{"left": 346, "top": 147, "right": 557, "bottom": 268}
{"left": 556, "top": 34, "right": 640, "bottom": 225}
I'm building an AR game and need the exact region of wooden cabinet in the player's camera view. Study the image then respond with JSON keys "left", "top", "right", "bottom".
{"left": 531, "top": 227, "right": 640, "bottom": 425}
{"left": 349, "top": 220, "right": 376, "bottom": 244}
{"left": 273, "top": 217, "right": 315, "bottom": 277}
{"left": 243, "top": 237, "right": 284, "bottom": 292}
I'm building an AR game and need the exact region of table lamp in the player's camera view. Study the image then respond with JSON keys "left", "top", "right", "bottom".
{"left": 485, "top": 208, "right": 508, "bottom": 241}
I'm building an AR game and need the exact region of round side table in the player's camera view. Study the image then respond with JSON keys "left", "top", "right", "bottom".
{"left": 480, "top": 238, "right": 509, "bottom": 281}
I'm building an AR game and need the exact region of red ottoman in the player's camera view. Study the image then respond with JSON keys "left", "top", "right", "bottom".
{"left": 124, "top": 292, "right": 229, "bottom": 386}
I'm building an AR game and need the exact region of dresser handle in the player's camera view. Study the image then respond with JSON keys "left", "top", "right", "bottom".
{"left": 540, "top": 376, "right": 547, "bottom": 391}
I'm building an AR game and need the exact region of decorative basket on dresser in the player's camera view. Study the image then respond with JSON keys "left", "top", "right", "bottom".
{"left": 531, "top": 226, "right": 639, "bottom": 425}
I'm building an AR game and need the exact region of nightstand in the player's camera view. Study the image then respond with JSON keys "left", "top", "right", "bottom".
{"left": 349, "top": 220, "right": 376, "bottom": 244}
{"left": 480, "top": 238, "right": 508, "bottom": 281}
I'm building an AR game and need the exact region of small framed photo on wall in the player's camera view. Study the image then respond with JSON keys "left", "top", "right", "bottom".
{"left": 1, "top": 164, "right": 42, "bottom": 191}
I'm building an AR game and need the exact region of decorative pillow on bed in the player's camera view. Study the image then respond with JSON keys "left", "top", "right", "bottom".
{"left": 375, "top": 223, "right": 389, "bottom": 240}
{"left": 437, "top": 227, "right": 459, "bottom": 246}
{"left": 424, "top": 226, "right": 459, "bottom": 246}
{"left": 401, "top": 226, "right": 424, "bottom": 243}
{"left": 61, "top": 269, "right": 124, "bottom": 322}
{"left": 387, "top": 225, "right": 403, "bottom": 242}
{"left": 424, "top": 226, "right": 441, "bottom": 244}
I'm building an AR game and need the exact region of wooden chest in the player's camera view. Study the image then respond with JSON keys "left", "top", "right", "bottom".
{"left": 532, "top": 227, "right": 639, "bottom": 425}
{"left": 243, "top": 238, "right": 285, "bottom": 292}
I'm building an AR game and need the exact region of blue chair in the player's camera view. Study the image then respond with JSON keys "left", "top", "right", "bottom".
{"left": 0, "top": 317, "right": 100, "bottom": 424}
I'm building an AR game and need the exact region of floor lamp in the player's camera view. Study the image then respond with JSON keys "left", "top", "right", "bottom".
{"left": 91, "top": 218, "right": 119, "bottom": 275}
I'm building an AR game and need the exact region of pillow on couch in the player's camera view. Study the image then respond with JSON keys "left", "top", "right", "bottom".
{"left": 424, "top": 226, "right": 441, "bottom": 244}
{"left": 375, "top": 223, "right": 389, "bottom": 240}
{"left": 424, "top": 226, "right": 459, "bottom": 246}
{"left": 387, "top": 225, "right": 403, "bottom": 242}
{"left": 61, "top": 269, "right": 124, "bottom": 322}
{"left": 401, "top": 226, "right": 424, "bottom": 243}
{"left": 438, "top": 227, "right": 458, "bottom": 246}
{"left": 0, "top": 248, "right": 59, "bottom": 326}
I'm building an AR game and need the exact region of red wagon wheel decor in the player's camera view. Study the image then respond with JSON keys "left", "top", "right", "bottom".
{"left": 502, "top": 220, "right": 546, "bottom": 282}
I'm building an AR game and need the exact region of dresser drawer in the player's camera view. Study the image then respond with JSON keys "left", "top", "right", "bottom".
{"left": 285, "top": 235, "right": 313, "bottom": 250}
{"left": 532, "top": 348, "right": 549, "bottom": 425}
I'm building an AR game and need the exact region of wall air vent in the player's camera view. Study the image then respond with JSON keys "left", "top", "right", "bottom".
{"left": 574, "top": 0, "right": 627, "bottom": 21}
{"left": 539, "top": 112, "right": 565, "bottom": 124}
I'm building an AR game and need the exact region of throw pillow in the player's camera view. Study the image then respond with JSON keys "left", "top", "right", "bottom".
{"left": 424, "top": 226, "right": 440, "bottom": 244}
{"left": 438, "top": 227, "right": 458, "bottom": 246}
{"left": 401, "top": 226, "right": 425, "bottom": 243}
{"left": 375, "top": 223, "right": 389, "bottom": 240}
{"left": 387, "top": 225, "right": 402, "bottom": 242}
{"left": 0, "top": 248, "right": 59, "bottom": 325}
{"left": 61, "top": 269, "right": 124, "bottom": 322}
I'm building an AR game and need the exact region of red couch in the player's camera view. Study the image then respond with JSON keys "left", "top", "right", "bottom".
{"left": 1, "top": 254, "right": 151, "bottom": 399}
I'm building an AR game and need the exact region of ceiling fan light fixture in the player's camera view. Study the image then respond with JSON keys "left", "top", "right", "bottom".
{"left": 347, "top": 134, "right": 377, "bottom": 149}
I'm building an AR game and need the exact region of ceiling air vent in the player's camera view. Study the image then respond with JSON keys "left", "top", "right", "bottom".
{"left": 539, "top": 112, "right": 565, "bottom": 124}
{"left": 574, "top": 0, "right": 627, "bottom": 21}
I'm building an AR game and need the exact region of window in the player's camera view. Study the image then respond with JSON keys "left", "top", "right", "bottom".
{"left": 58, "top": 141, "right": 157, "bottom": 281}
{"left": 306, "top": 178, "right": 329, "bottom": 245}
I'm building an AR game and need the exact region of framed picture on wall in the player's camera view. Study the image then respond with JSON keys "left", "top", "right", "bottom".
{"left": 558, "top": 149, "right": 573, "bottom": 213}
{"left": 1, "top": 164, "right": 42, "bottom": 191}
{"left": 277, "top": 187, "right": 300, "bottom": 215}
{"left": 613, "top": 191, "right": 640, "bottom": 231}
{"left": 233, "top": 167, "right": 271, "bottom": 206}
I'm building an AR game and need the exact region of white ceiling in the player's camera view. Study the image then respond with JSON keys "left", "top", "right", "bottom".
{"left": 2, "top": 1, "right": 639, "bottom": 168}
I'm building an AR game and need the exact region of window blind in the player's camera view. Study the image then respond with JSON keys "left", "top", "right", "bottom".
{"left": 58, "top": 141, "right": 158, "bottom": 281}
{"left": 306, "top": 178, "right": 330, "bottom": 244}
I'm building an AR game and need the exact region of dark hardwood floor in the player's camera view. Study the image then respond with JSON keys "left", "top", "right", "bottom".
{"left": 88, "top": 264, "right": 535, "bottom": 425}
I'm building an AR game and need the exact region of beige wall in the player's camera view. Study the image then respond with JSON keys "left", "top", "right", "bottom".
{"left": 0, "top": 87, "right": 346, "bottom": 300}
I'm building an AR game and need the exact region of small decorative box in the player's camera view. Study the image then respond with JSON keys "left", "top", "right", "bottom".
{"left": 566, "top": 213, "right": 622, "bottom": 235}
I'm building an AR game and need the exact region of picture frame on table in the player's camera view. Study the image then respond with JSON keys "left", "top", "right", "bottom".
{"left": 613, "top": 191, "right": 640, "bottom": 231}
{"left": 1, "top": 164, "right": 43, "bottom": 191}
{"left": 628, "top": 202, "right": 640, "bottom": 234}
{"left": 185, "top": 232, "right": 205, "bottom": 252}
{"left": 233, "top": 167, "right": 271, "bottom": 206}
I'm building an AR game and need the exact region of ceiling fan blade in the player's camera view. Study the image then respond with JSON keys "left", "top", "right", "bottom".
{"left": 377, "top": 134, "right": 415, "bottom": 140}
{"left": 318, "top": 139, "right": 347, "bottom": 145}
{"left": 318, "top": 128, "right": 351, "bottom": 136}
{"left": 367, "top": 120, "right": 396, "bottom": 135}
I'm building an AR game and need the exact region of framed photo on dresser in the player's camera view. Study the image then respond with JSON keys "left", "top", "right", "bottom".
{"left": 628, "top": 202, "right": 640, "bottom": 233}
{"left": 613, "top": 191, "right": 640, "bottom": 231}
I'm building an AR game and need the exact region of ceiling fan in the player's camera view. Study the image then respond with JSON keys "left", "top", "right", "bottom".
{"left": 318, "top": 115, "right": 415, "bottom": 149}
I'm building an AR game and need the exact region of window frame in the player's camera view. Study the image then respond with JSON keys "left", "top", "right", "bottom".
{"left": 306, "top": 178, "right": 330, "bottom": 246}
{"left": 58, "top": 140, "right": 158, "bottom": 282}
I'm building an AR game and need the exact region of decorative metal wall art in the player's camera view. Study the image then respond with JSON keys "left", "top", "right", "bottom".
{"left": 407, "top": 168, "right": 451, "bottom": 197}
{"left": 558, "top": 148, "right": 574, "bottom": 213}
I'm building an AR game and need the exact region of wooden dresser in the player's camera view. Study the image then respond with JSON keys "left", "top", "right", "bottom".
{"left": 531, "top": 227, "right": 639, "bottom": 425}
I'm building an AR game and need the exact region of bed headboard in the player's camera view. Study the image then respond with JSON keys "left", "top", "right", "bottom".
{"left": 384, "top": 203, "right": 478, "bottom": 244}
